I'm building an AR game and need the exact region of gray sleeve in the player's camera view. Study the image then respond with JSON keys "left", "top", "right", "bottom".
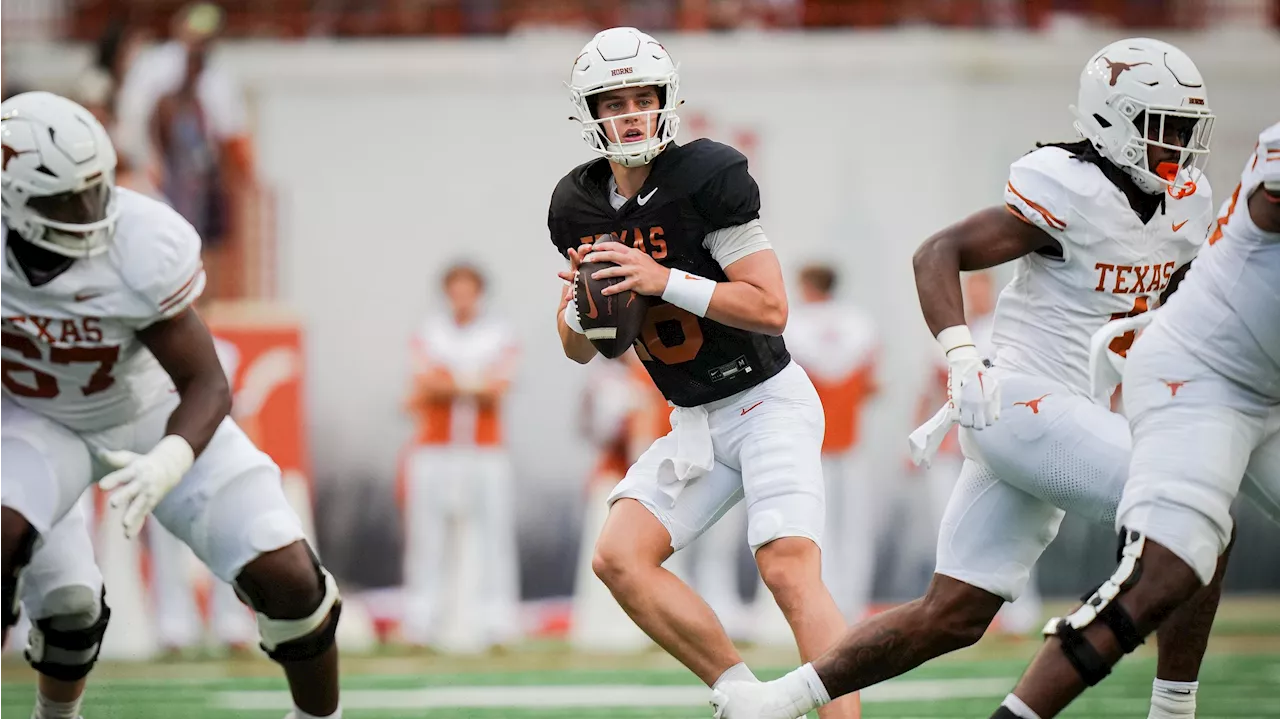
{"left": 703, "top": 219, "right": 772, "bottom": 269}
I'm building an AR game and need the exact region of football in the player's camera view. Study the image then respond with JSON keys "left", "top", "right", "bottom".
{"left": 575, "top": 261, "right": 652, "bottom": 359}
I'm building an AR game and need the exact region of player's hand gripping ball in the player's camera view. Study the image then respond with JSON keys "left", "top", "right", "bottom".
{"left": 575, "top": 258, "right": 652, "bottom": 359}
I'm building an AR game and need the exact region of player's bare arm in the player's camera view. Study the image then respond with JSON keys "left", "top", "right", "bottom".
{"left": 1248, "top": 183, "right": 1280, "bottom": 232}
{"left": 95, "top": 307, "right": 234, "bottom": 537}
{"left": 557, "top": 243, "right": 599, "bottom": 363}
{"left": 138, "top": 308, "right": 232, "bottom": 455}
{"left": 912, "top": 206, "right": 1059, "bottom": 336}
{"left": 411, "top": 368, "right": 459, "bottom": 403}
{"left": 587, "top": 242, "right": 787, "bottom": 336}
{"left": 911, "top": 206, "right": 1057, "bottom": 430}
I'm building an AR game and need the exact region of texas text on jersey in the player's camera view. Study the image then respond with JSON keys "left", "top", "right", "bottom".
{"left": 2, "top": 188, "right": 206, "bottom": 431}
{"left": 548, "top": 139, "right": 790, "bottom": 407}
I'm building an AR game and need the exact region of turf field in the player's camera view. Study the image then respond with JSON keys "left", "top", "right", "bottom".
{"left": 4, "top": 597, "right": 1278, "bottom": 719}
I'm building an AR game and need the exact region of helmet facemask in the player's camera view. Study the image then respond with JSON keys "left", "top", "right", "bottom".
{"left": 7, "top": 175, "right": 119, "bottom": 258}
{"left": 1109, "top": 100, "right": 1213, "bottom": 198}
{"left": 571, "top": 75, "right": 681, "bottom": 168}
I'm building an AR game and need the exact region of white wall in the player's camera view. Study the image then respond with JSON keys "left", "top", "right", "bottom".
{"left": 12, "top": 30, "right": 1278, "bottom": 511}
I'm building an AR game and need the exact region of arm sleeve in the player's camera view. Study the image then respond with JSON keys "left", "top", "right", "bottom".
{"left": 703, "top": 219, "right": 772, "bottom": 268}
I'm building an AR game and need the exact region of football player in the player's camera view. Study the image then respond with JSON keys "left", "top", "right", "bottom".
{"left": 548, "top": 27, "right": 860, "bottom": 719}
{"left": 985, "top": 124, "right": 1280, "bottom": 718}
{"left": 1, "top": 92, "right": 342, "bottom": 719}
{"left": 712, "top": 38, "right": 1227, "bottom": 719}
{"left": 401, "top": 263, "right": 520, "bottom": 653}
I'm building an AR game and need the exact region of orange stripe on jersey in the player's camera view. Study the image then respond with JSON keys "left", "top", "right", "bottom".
{"left": 1006, "top": 182, "right": 1066, "bottom": 230}
{"left": 1006, "top": 204, "right": 1036, "bottom": 226}
{"left": 160, "top": 264, "right": 205, "bottom": 311}
{"left": 407, "top": 366, "right": 504, "bottom": 447}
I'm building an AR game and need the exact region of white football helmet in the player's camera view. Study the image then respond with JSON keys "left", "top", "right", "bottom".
{"left": 1, "top": 91, "right": 119, "bottom": 257}
{"left": 1071, "top": 38, "right": 1213, "bottom": 196}
{"left": 568, "top": 27, "right": 680, "bottom": 168}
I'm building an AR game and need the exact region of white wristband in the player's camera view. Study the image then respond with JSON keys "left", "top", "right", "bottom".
{"left": 563, "top": 297, "right": 586, "bottom": 335}
{"left": 936, "top": 325, "right": 975, "bottom": 357}
{"left": 661, "top": 270, "right": 716, "bottom": 317}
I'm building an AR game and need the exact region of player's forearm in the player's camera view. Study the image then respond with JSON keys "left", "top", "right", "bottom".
{"left": 1248, "top": 185, "right": 1280, "bottom": 233}
{"left": 704, "top": 281, "right": 787, "bottom": 335}
{"left": 165, "top": 374, "right": 232, "bottom": 456}
{"left": 415, "top": 374, "right": 460, "bottom": 401}
{"left": 558, "top": 310, "right": 598, "bottom": 364}
{"left": 912, "top": 234, "right": 967, "bottom": 337}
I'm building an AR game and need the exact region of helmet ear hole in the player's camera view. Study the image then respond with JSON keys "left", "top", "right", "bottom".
{"left": 1093, "top": 114, "right": 1112, "bottom": 129}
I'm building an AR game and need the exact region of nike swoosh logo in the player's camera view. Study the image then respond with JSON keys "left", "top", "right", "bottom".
{"left": 74, "top": 291, "right": 102, "bottom": 302}
{"left": 582, "top": 281, "right": 599, "bottom": 320}
{"left": 740, "top": 400, "right": 763, "bottom": 416}
{"left": 637, "top": 188, "right": 658, "bottom": 206}
{"left": 1172, "top": 219, "right": 1188, "bottom": 232}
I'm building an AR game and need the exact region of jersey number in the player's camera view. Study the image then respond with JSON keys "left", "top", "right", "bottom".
{"left": 633, "top": 304, "right": 704, "bottom": 365}
{"left": 1, "top": 332, "right": 120, "bottom": 399}
{"left": 1108, "top": 297, "right": 1150, "bottom": 357}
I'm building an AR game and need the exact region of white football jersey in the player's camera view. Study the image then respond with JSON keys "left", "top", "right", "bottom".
{"left": 1156, "top": 123, "right": 1280, "bottom": 400}
{"left": 409, "top": 311, "right": 518, "bottom": 446}
{"left": 2, "top": 188, "right": 206, "bottom": 431}
{"left": 992, "top": 146, "right": 1213, "bottom": 397}
{"left": 785, "top": 300, "right": 878, "bottom": 385}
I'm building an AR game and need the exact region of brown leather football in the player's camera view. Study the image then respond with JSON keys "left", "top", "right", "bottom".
{"left": 576, "top": 261, "right": 652, "bottom": 359}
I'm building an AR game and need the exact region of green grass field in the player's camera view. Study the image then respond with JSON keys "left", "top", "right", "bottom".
{"left": 5, "top": 598, "right": 1279, "bottom": 719}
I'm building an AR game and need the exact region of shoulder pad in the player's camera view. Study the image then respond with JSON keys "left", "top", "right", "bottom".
{"left": 1004, "top": 147, "right": 1110, "bottom": 239}
{"left": 112, "top": 189, "right": 206, "bottom": 326}
{"left": 548, "top": 159, "right": 611, "bottom": 256}
{"left": 665, "top": 140, "right": 761, "bottom": 231}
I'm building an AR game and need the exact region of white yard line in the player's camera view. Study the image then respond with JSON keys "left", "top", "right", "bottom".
{"left": 214, "top": 678, "right": 1014, "bottom": 710}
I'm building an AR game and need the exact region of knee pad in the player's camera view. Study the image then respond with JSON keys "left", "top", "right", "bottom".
{"left": 238, "top": 552, "right": 342, "bottom": 663}
{"left": 25, "top": 586, "right": 111, "bottom": 682}
{"left": 1043, "top": 528, "right": 1147, "bottom": 686}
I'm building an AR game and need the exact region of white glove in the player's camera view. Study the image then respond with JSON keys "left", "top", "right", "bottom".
{"left": 1088, "top": 312, "right": 1155, "bottom": 405}
{"left": 710, "top": 679, "right": 816, "bottom": 719}
{"left": 939, "top": 326, "right": 1000, "bottom": 429}
{"left": 97, "top": 435, "right": 195, "bottom": 539}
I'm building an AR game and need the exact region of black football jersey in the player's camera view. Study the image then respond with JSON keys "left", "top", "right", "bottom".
{"left": 548, "top": 140, "right": 791, "bottom": 407}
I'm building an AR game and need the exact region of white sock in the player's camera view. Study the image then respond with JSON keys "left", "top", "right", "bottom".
{"left": 32, "top": 691, "right": 82, "bottom": 719}
{"left": 769, "top": 662, "right": 830, "bottom": 717}
{"left": 712, "top": 662, "right": 760, "bottom": 690}
{"left": 293, "top": 706, "right": 342, "bottom": 719}
{"left": 1149, "top": 679, "right": 1198, "bottom": 718}
{"left": 1001, "top": 693, "right": 1043, "bottom": 719}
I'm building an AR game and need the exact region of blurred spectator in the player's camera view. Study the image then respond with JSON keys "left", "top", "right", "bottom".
{"left": 93, "top": 20, "right": 150, "bottom": 113}
{"left": 149, "top": 44, "right": 228, "bottom": 250}
{"left": 116, "top": 2, "right": 255, "bottom": 298}
{"left": 776, "top": 263, "right": 881, "bottom": 622}
{"left": 400, "top": 264, "right": 521, "bottom": 653}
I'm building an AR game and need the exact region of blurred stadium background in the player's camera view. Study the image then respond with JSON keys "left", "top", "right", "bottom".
{"left": 3, "top": 1, "right": 1279, "bottom": 717}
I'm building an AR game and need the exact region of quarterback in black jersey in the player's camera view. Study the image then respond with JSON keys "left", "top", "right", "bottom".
{"left": 548, "top": 27, "right": 860, "bottom": 719}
